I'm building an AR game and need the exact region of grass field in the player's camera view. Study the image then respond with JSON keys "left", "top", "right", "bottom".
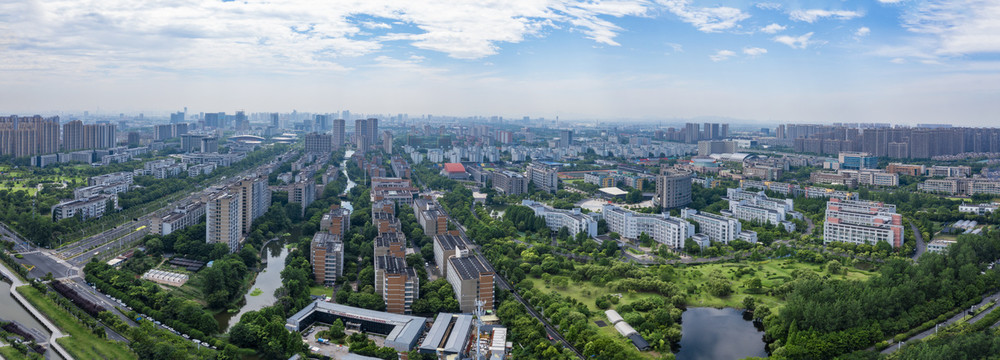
{"left": 16, "top": 285, "right": 137, "bottom": 360}
{"left": 310, "top": 285, "right": 334, "bottom": 297}
{"left": 0, "top": 345, "right": 41, "bottom": 360}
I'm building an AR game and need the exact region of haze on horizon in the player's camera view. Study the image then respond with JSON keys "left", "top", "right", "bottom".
{"left": 1, "top": 0, "right": 999, "bottom": 125}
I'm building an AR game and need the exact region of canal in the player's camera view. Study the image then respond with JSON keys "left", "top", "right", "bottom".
{"left": 1, "top": 278, "right": 65, "bottom": 359}
{"left": 675, "top": 307, "right": 767, "bottom": 360}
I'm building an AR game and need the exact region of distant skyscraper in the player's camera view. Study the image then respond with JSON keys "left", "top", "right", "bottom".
{"left": 367, "top": 118, "right": 379, "bottom": 148}
{"left": 204, "top": 112, "right": 222, "bottom": 128}
{"left": 234, "top": 111, "right": 248, "bottom": 130}
{"left": 332, "top": 119, "right": 345, "bottom": 150}
{"left": 355, "top": 118, "right": 369, "bottom": 149}
{"left": 560, "top": 130, "right": 573, "bottom": 148}
{"left": 270, "top": 113, "right": 280, "bottom": 128}
{"left": 315, "top": 114, "right": 331, "bottom": 131}
{"left": 684, "top": 123, "right": 699, "bottom": 144}
{"left": 711, "top": 123, "right": 720, "bottom": 140}
{"left": 170, "top": 112, "right": 185, "bottom": 124}
{"left": 62, "top": 120, "right": 85, "bottom": 151}
{"left": 721, "top": 124, "right": 729, "bottom": 139}
{"left": 382, "top": 131, "right": 393, "bottom": 154}
{"left": 0, "top": 115, "right": 60, "bottom": 157}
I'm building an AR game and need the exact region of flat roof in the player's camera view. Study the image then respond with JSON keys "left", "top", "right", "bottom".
{"left": 598, "top": 187, "right": 628, "bottom": 196}
{"left": 449, "top": 255, "right": 492, "bottom": 280}
{"left": 435, "top": 234, "right": 469, "bottom": 251}
{"left": 286, "top": 300, "right": 425, "bottom": 348}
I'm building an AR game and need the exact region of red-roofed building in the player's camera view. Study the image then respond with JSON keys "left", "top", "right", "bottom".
{"left": 441, "top": 163, "right": 468, "bottom": 180}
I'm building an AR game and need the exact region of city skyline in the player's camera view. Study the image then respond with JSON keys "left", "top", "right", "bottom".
{"left": 2, "top": 0, "right": 998, "bottom": 125}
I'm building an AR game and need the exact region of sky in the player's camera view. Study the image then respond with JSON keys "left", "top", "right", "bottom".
{"left": 1, "top": 0, "right": 999, "bottom": 125}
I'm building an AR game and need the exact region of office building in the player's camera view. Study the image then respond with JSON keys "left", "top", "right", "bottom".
{"left": 332, "top": 119, "right": 345, "bottom": 149}
{"left": 655, "top": 169, "right": 693, "bottom": 209}
{"left": 560, "top": 130, "right": 573, "bottom": 148}
{"left": 522, "top": 200, "right": 597, "bottom": 238}
{"left": 170, "top": 112, "right": 185, "bottom": 124}
{"left": 680, "top": 208, "right": 741, "bottom": 244}
{"left": 601, "top": 204, "right": 693, "bottom": 249}
{"left": 200, "top": 137, "right": 218, "bottom": 153}
{"left": 311, "top": 232, "right": 344, "bottom": 285}
{"left": 447, "top": 255, "right": 494, "bottom": 312}
{"left": 285, "top": 301, "right": 425, "bottom": 351}
{"left": 887, "top": 163, "right": 925, "bottom": 177}
{"left": 375, "top": 255, "right": 418, "bottom": 314}
{"left": 697, "top": 140, "right": 736, "bottom": 156}
{"left": 206, "top": 191, "right": 242, "bottom": 253}
{"left": 726, "top": 189, "right": 797, "bottom": 232}
{"left": 526, "top": 162, "right": 559, "bottom": 193}
{"left": 838, "top": 152, "right": 877, "bottom": 169}
{"left": 492, "top": 170, "right": 528, "bottom": 195}
{"left": 305, "top": 133, "right": 332, "bottom": 154}
{"left": 823, "top": 198, "right": 903, "bottom": 248}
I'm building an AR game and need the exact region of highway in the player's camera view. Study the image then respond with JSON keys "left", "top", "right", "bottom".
{"left": 54, "top": 151, "right": 293, "bottom": 266}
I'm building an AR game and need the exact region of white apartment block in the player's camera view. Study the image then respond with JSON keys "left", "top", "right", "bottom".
{"left": 601, "top": 204, "right": 693, "bottom": 249}
{"left": 89, "top": 172, "right": 133, "bottom": 186}
{"left": 522, "top": 200, "right": 597, "bottom": 238}
{"left": 680, "top": 208, "right": 741, "bottom": 244}
{"left": 160, "top": 202, "right": 206, "bottom": 235}
{"left": 958, "top": 203, "right": 999, "bottom": 215}
{"left": 823, "top": 198, "right": 904, "bottom": 248}
{"left": 52, "top": 194, "right": 118, "bottom": 221}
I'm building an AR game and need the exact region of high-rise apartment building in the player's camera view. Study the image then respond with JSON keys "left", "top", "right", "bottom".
{"left": 206, "top": 191, "right": 242, "bottom": 253}
{"left": 492, "top": 170, "right": 528, "bottom": 195}
{"left": 170, "top": 112, "right": 185, "bottom": 124}
{"left": 367, "top": 118, "right": 379, "bottom": 148}
{"left": 289, "top": 179, "right": 316, "bottom": 215}
{"left": 311, "top": 232, "right": 344, "bottom": 285}
{"left": 354, "top": 118, "right": 369, "bottom": 150}
{"left": 200, "top": 137, "right": 219, "bottom": 153}
{"left": 382, "top": 131, "right": 393, "bottom": 154}
{"left": 320, "top": 206, "right": 351, "bottom": 237}
{"left": 374, "top": 231, "right": 406, "bottom": 258}
{"left": 270, "top": 113, "right": 280, "bottom": 128}
{"left": 332, "top": 119, "right": 345, "bottom": 149}
{"left": 305, "top": 133, "right": 333, "bottom": 154}
{"left": 235, "top": 176, "right": 271, "bottom": 235}
{"left": 823, "top": 198, "right": 904, "bottom": 248}
{"left": 655, "top": 169, "right": 692, "bottom": 209}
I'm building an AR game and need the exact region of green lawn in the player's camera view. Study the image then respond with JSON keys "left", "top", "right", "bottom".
{"left": 16, "top": 285, "right": 137, "bottom": 360}
{"left": 310, "top": 285, "right": 334, "bottom": 297}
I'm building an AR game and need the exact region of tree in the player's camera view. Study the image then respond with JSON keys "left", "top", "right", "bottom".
{"left": 826, "top": 260, "right": 843, "bottom": 275}
{"left": 626, "top": 189, "right": 642, "bottom": 203}
{"left": 743, "top": 296, "right": 757, "bottom": 311}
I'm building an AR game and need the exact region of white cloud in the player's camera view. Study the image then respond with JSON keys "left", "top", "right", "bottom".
{"left": 743, "top": 47, "right": 767, "bottom": 56}
{"left": 657, "top": 0, "right": 750, "bottom": 33}
{"left": 855, "top": 27, "right": 871, "bottom": 37}
{"left": 773, "top": 32, "right": 814, "bottom": 49}
{"left": 0, "top": 0, "right": 660, "bottom": 78}
{"left": 756, "top": 3, "right": 783, "bottom": 11}
{"left": 789, "top": 9, "right": 864, "bottom": 23}
{"left": 891, "top": 58, "right": 907, "bottom": 64}
{"left": 709, "top": 49, "right": 736, "bottom": 61}
{"left": 878, "top": 0, "right": 905, "bottom": 3}
{"left": 760, "top": 23, "right": 787, "bottom": 34}
{"left": 902, "top": 0, "right": 1000, "bottom": 55}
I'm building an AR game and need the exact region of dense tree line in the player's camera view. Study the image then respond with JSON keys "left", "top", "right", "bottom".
{"left": 765, "top": 232, "right": 1000, "bottom": 359}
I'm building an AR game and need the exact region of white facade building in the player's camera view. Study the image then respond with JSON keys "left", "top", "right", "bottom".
{"left": 522, "top": 200, "right": 597, "bottom": 238}
{"left": 680, "top": 208, "right": 741, "bottom": 244}
{"left": 601, "top": 204, "right": 693, "bottom": 249}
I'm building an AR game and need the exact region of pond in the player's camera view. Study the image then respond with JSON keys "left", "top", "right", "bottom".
{"left": 675, "top": 307, "right": 767, "bottom": 360}
{"left": 215, "top": 240, "right": 289, "bottom": 332}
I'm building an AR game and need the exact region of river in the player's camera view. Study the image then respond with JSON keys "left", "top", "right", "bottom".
{"left": 216, "top": 150, "right": 355, "bottom": 332}
{"left": 215, "top": 240, "right": 289, "bottom": 332}
{"left": 675, "top": 307, "right": 767, "bottom": 360}
{"left": 0, "top": 279, "right": 64, "bottom": 359}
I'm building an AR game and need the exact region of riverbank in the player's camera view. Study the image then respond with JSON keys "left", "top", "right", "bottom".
{"left": 17, "top": 285, "right": 135, "bottom": 359}
{"left": 0, "top": 262, "right": 74, "bottom": 360}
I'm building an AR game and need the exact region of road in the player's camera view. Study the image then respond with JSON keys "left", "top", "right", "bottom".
{"left": 882, "top": 289, "right": 1000, "bottom": 354}
{"left": 54, "top": 150, "right": 293, "bottom": 266}
{"left": 436, "top": 198, "right": 585, "bottom": 359}
{"left": 909, "top": 221, "right": 925, "bottom": 261}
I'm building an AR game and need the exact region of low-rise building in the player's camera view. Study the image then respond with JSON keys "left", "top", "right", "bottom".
{"left": 958, "top": 203, "right": 999, "bottom": 215}
{"left": 413, "top": 198, "right": 448, "bottom": 236}
{"left": 52, "top": 194, "right": 118, "bottom": 221}
{"left": 601, "top": 204, "right": 693, "bottom": 249}
{"left": 927, "top": 239, "right": 956, "bottom": 253}
{"left": 159, "top": 201, "right": 206, "bottom": 236}
{"left": 680, "top": 208, "right": 741, "bottom": 244}
{"left": 522, "top": 200, "right": 597, "bottom": 238}
{"left": 823, "top": 198, "right": 904, "bottom": 248}
{"left": 285, "top": 301, "right": 426, "bottom": 351}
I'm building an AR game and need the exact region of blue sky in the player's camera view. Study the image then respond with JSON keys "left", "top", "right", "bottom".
{"left": 1, "top": 0, "right": 998, "bottom": 125}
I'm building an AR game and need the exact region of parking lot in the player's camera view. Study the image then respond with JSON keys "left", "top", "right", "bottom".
{"left": 301, "top": 325, "right": 386, "bottom": 357}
